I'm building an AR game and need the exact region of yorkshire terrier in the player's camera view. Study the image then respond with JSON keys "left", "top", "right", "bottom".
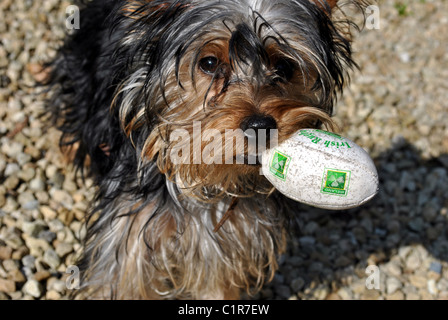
{"left": 47, "top": 0, "right": 367, "bottom": 299}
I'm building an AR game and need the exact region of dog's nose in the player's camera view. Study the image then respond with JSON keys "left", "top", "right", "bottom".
{"left": 240, "top": 114, "right": 277, "bottom": 139}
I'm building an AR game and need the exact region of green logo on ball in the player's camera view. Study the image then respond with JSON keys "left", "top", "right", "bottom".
{"left": 270, "top": 151, "right": 291, "bottom": 180}
{"left": 321, "top": 169, "right": 351, "bottom": 196}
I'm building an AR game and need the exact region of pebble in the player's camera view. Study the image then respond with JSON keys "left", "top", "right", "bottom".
{"left": 374, "top": 228, "right": 387, "bottom": 238}
{"left": 47, "top": 223, "right": 64, "bottom": 241}
{"left": 403, "top": 286, "right": 420, "bottom": 300}
{"left": 326, "top": 293, "right": 341, "bottom": 300}
{"left": 50, "top": 189, "right": 73, "bottom": 209}
{"left": 8, "top": 269, "right": 26, "bottom": 283}
{"left": 423, "top": 200, "right": 439, "bottom": 222}
{"left": 0, "top": 246, "right": 13, "bottom": 260}
{"left": 38, "top": 230, "right": 57, "bottom": 243}
{"left": 298, "top": 236, "right": 316, "bottom": 247}
{"left": 398, "top": 246, "right": 413, "bottom": 260}
{"left": 313, "top": 285, "right": 329, "bottom": 300}
{"left": 22, "top": 234, "right": 50, "bottom": 256}
{"left": 55, "top": 242, "right": 73, "bottom": 257}
{"left": 409, "top": 274, "right": 427, "bottom": 289}
{"left": 359, "top": 218, "right": 373, "bottom": 233}
{"left": 4, "top": 232, "right": 23, "bottom": 250}
{"left": 437, "top": 279, "right": 448, "bottom": 292}
{"left": 335, "top": 256, "right": 352, "bottom": 268}
{"left": 59, "top": 209, "right": 75, "bottom": 226}
{"left": 47, "top": 169, "right": 64, "bottom": 189}
{"left": 4, "top": 163, "right": 20, "bottom": 176}
{"left": 2, "top": 259, "right": 19, "bottom": 272}
{"left": 33, "top": 270, "right": 51, "bottom": 282}
{"left": 361, "top": 289, "right": 381, "bottom": 300}
{"left": 384, "top": 261, "right": 402, "bottom": 278}
{"left": 428, "top": 279, "right": 439, "bottom": 296}
{"left": 18, "top": 166, "right": 35, "bottom": 182}
{"left": 337, "top": 287, "right": 353, "bottom": 300}
{"left": 1, "top": 141, "right": 23, "bottom": 159}
{"left": 290, "top": 277, "right": 305, "bottom": 293}
{"left": 8, "top": 292, "right": 23, "bottom": 300}
{"left": 21, "top": 255, "right": 36, "bottom": 270}
{"left": 21, "top": 220, "right": 46, "bottom": 237}
{"left": 43, "top": 249, "right": 60, "bottom": 269}
{"left": 304, "top": 221, "right": 319, "bottom": 235}
{"left": 17, "top": 191, "right": 38, "bottom": 210}
{"left": 387, "top": 291, "right": 405, "bottom": 300}
{"left": 387, "top": 220, "right": 401, "bottom": 234}
{"left": 0, "top": 292, "right": 9, "bottom": 300}
{"left": 47, "top": 277, "right": 66, "bottom": 293}
{"left": 0, "top": 278, "right": 16, "bottom": 293}
{"left": 46, "top": 290, "right": 61, "bottom": 300}
{"left": 260, "top": 288, "right": 273, "bottom": 299}
{"left": 429, "top": 262, "right": 443, "bottom": 275}
{"left": 29, "top": 177, "right": 45, "bottom": 191}
{"left": 22, "top": 279, "right": 43, "bottom": 298}
{"left": 406, "top": 250, "right": 421, "bottom": 271}
{"left": 275, "top": 285, "right": 291, "bottom": 299}
{"left": 0, "top": 193, "right": 5, "bottom": 208}
{"left": 4, "top": 175, "right": 20, "bottom": 190}
{"left": 386, "top": 277, "right": 403, "bottom": 295}
{"left": 39, "top": 206, "right": 57, "bottom": 220}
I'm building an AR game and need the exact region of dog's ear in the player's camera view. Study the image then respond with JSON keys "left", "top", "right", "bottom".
{"left": 312, "top": 0, "right": 339, "bottom": 12}
{"left": 123, "top": 1, "right": 191, "bottom": 19}
{"left": 326, "top": 0, "right": 338, "bottom": 8}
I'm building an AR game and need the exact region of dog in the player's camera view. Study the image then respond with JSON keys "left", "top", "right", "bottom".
{"left": 47, "top": 0, "right": 367, "bottom": 299}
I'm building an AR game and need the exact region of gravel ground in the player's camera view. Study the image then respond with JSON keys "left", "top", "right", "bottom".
{"left": 1, "top": 0, "right": 448, "bottom": 300}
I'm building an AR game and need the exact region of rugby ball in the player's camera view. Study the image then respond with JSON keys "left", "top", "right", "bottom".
{"left": 261, "top": 129, "right": 379, "bottom": 210}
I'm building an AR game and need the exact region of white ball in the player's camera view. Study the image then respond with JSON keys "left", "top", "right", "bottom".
{"left": 261, "top": 129, "right": 379, "bottom": 210}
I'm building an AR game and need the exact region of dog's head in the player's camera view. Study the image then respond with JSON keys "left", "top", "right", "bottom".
{"left": 112, "top": 0, "right": 365, "bottom": 201}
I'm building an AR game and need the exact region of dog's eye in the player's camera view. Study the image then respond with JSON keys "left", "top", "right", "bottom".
{"left": 199, "top": 57, "right": 219, "bottom": 75}
{"left": 274, "top": 59, "right": 295, "bottom": 81}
